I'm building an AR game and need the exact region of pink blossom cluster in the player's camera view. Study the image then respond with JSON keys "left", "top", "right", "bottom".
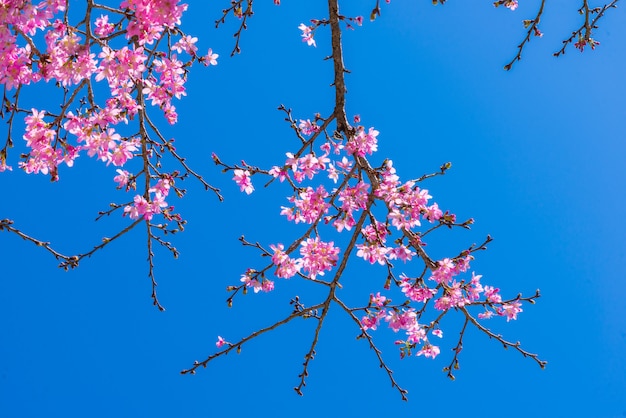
{"left": 399, "top": 274, "right": 437, "bottom": 303}
{"left": 0, "top": 0, "right": 66, "bottom": 90}
{"left": 298, "top": 23, "right": 316, "bottom": 47}
{"left": 18, "top": 109, "right": 64, "bottom": 179}
{"left": 64, "top": 112, "right": 140, "bottom": 166}
{"left": 269, "top": 238, "right": 340, "bottom": 281}
{"left": 233, "top": 169, "right": 254, "bottom": 194}
{"left": 240, "top": 269, "right": 274, "bottom": 293}
{"left": 299, "top": 237, "right": 340, "bottom": 279}
{"left": 0, "top": 0, "right": 218, "bottom": 226}
{"left": 360, "top": 304, "right": 442, "bottom": 359}
{"left": 143, "top": 56, "right": 186, "bottom": 124}
{"left": 224, "top": 110, "right": 528, "bottom": 364}
{"left": 363, "top": 267, "right": 524, "bottom": 359}
{"left": 121, "top": 0, "right": 188, "bottom": 45}
{"left": 345, "top": 126, "right": 379, "bottom": 157}
{"left": 375, "top": 161, "right": 440, "bottom": 230}
{"left": 124, "top": 177, "right": 171, "bottom": 221}
{"left": 280, "top": 185, "right": 330, "bottom": 224}
{"left": 428, "top": 256, "right": 472, "bottom": 285}
{"left": 42, "top": 20, "right": 98, "bottom": 86}
{"left": 356, "top": 218, "right": 415, "bottom": 265}
{"left": 298, "top": 119, "right": 319, "bottom": 136}
{"left": 574, "top": 36, "right": 600, "bottom": 52}
{"left": 269, "top": 243, "right": 301, "bottom": 279}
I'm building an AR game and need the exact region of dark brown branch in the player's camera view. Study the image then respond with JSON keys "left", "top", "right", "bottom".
{"left": 504, "top": 0, "right": 545, "bottom": 70}
{"left": 181, "top": 301, "right": 325, "bottom": 375}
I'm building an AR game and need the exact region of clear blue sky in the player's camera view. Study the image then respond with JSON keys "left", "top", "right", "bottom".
{"left": 2, "top": 1, "right": 625, "bottom": 417}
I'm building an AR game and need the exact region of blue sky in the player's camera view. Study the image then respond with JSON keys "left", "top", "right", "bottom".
{"left": 2, "top": 1, "right": 626, "bottom": 417}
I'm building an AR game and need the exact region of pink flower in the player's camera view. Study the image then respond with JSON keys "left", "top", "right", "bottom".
{"left": 429, "top": 258, "right": 456, "bottom": 284}
{"left": 467, "top": 272, "right": 484, "bottom": 301}
{"left": 484, "top": 286, "right": 502, "bottom": 303}
{"left": 370, "top": 292, "right": 387, "bottom": 307}
{"left": 270, "top": 243, "right": 288, "bottom": 265}
{"left": 203, "top": 48, "right": 219, "bottom": 66}
{"left": 424, "top": 203, "right": 443, "bottom": 223}
{"left": 173, "top": 35, "right": 198, "bottom": 55}
{"left": 478, "top": 310, "right": 495, "bottom": 320}
{"left": 275, "top": 257, "right": 301, "bottom": 279}
{"left": 269, "top": 166, "right": 288, "bottom": 182}
{"left": 114, "top": 169, "right": 130, "bottom": 188}
{"left": 361, "top": 315, "right": 380, "bottom": 331}
{"left": 269, "top": 243, "right": 301, "bottom": 278}
{"left": 281, "top": 185, "right": 329, "bottom": 224}
{"left": 298, "top": 23, "right": 316, "bottom": 47}
{"left": 400, "top": 276, "right": 437, "bottom": 302}
{"left": 261, "top": 280, "right": 275, "bottom": 292}
{"left": 346, "top": 126, "right": 378, "bottom": 157}
{"left": 574, "top": 36, "right": 600, "bottom": 52}
{"left": 388, "top": 245, "right": 415, "bottom": 262}
{"left": 298, "top": 119, "right": 318, "bottom": 136}
{"left": 417, "top": 344, "right": 440, "bottom": 359}
{"left": 299, "top": 237, "right": 340, "bottom": 279}
{"left": 385, "top": 309, "right": 417, "bottom": 332}
{"left": 94, "top": 15, "right": 115, "bottom": 37}
{"left": 216, "top": 336, "right": 227, "bottom": 348}
{"left": 356, "top": 243, "right": 389, "bottom": 265}
{"left": 498, "top": 301, "right": 523, "bottom": 321}
{"left": 233, "top": 169, "right": 254, "bottom": 194}
{"left": 124, "top": 195, "right": 151, "bottom": 220}
{"left": 0, "top": 161, "right": 12, "bottom": 172}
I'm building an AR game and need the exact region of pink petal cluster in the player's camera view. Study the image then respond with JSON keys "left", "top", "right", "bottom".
{"left": 399, "top": 274, "right": 437, "bottom": 302}
{"left": 94, "top": 15, "right": 115, "bottom": 38}
{"left": 41, "top": 20, "right": 98, "bottom": 87}
{"left": 345, "top": 126, "right": 378, "bottom": 157}
{"left": 498, "top": 301, "right": 523, "bottom": 321}
{"left": 299, "top": 237, "right": 340, "bottom": 280}
{"left": 233, "top": 169, "right": 254, "bottom": 194}
{"left": 298, "top": 23, "right": 316, "bottom": 47}
{"left": 122, "top": 0, "right": 188, "bottom": 45}
{"left": 281, "top": 185, "right": 329, "bottom": 224}
{"left": 143, "top": 56, "right": 187, "bottom": 124}
{"left": 428, "top": 256, "right": 472, "bottom": 285}
{"left": 298, "top": 119, "right": 319, "bottom": 136}
{"left": 216, "top": 336, "right": 227, "bottom": 348}
{"left": 269, "top": 243, "right": 302, "bottom": 279}
{"left": 240, "top": 271, "right": 274, "bottom": 293}
{"left": 18, "top": 109, "right": 63, "bottom": 179}
{"left": 124, "top": 178, "right": 172, "bottom": 221}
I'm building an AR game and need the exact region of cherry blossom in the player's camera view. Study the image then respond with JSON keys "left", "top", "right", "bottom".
{"left": 298, "top": 23, "right": 316, "bottom": 47}
{"left": 299, "top": 237, "right": 340, "bottom": 279}
{"left": 233, "top": 169, "right": 254, "bottom": 194}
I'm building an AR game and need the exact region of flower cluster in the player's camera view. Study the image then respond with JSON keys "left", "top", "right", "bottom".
{"left": 1, "top": 0, "right": 216, "bottom": 205}
{"left": 124, "top": 177, "right": 172, "bottom": 221}
{"left": 268, "top": 238, "right": 340, "bottom": 281}
{"left": 298, "top": 23, "right": 316, "bottom": 47}
{"left": 224, "top": 107, "right": 532, "bottom": 364}
{"left": 240, "top": 269, "right": 275, "bottom": 293}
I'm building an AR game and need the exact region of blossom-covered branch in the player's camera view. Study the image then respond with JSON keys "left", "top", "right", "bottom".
{"left": 0, "top": 0, "right": 221, "bottom": 308}
{"left": 185, "top": 0, "right": 544, "bottom": 400}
